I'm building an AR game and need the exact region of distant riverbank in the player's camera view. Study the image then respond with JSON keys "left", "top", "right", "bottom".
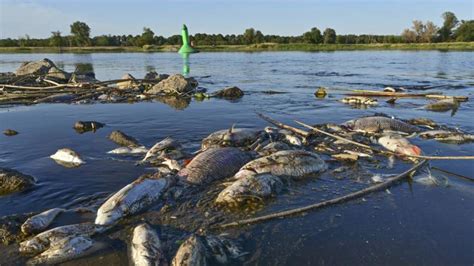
{"left": 1, "top": 42, "right": 473, "bottom": 53}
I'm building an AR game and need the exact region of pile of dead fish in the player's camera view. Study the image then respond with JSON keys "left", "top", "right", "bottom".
{"left": 0, "top": 58, "right": 245, "bottom": 108}
{"left": 2, "top": 113, "right": 474, "bottom": 265}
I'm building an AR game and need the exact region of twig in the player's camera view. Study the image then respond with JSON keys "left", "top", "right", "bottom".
{"left": 0, "top": 84, "right": 82, "bottom": 90}
{"left": 257, "top": 113, "right": 309, "bottom": 137}
{"left": 347, "top": 90, "right": 468, "bottom": 101}
{"left": 431, "top": 166, "right": 474, "bottom": 182}
{"left": 217, "top": 160, "right": 426, "bottom": 229}
{"left": 42, "top": 78, "right": 61, "bottom": 86}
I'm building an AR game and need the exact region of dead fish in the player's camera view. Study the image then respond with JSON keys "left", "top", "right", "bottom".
{"left": 278, "top": 129, "right": 302, "bottom": 146}
{"left": 383, "top": 86, "right": 406, "bottom": 92}
{"left": 204, "top": 235, "right": 244, "bottom": 264}
{"left": 131, "top": 223, "right": 167, "bottom": 266}
{"left": 34, "top": 93, "right": 76, "bottom": 103}
{"left": 19, "top": 222, "right": 102, "bottom": 255}
{"left": 419, "top": 130, "right": 474, "bottom": 144}
{"left": 108, "top": 146, "right": 148, "bottom": 155}
{"left": 95, "top": 174, "right": 173, "bottom": 226}
{"left": 142, "top": 137, "right": 186, "bottom": 163}
{"left": 341, "top": 96, "right": 378, "bottom": 105}
{"left": 201, "top": 127, "right": 261, "bottom": 150}
{"left": 258, "top": 141, "right": 292, "bottom": 156}
{"left": 408, "top": 118, "right": 437, "bottom": 128}
{"left": 344, "top": 116, "right": 421, "bottom": 134}
{"left": 425, "top": 98, "right": 459, "bottom": 112}
{"left": 21, "top": 208, "right": 65, "bottom": 235}
{"left": 216, "top": 173, "right": 283, "bottom": 204}
{"left": 378, "top": 134, "right": 422, "bottom": 157}
{"left": 178, "top": 147, "right": 254, "bottom": 185}
{"left": 50, "top": 148, "right": 84, "bottom": 166}
{"left": 171, "top": 235, "right": 207, "bottom": 266}
{"left": 235, "top": 150, "right": 327, "bottom": 181}
{"left": 27, "top": 235, "right": 93, "bottom": 265}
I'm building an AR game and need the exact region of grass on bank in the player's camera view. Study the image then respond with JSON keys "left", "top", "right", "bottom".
{"left": 0, "top": 42, "right": 472, "bottom": 53}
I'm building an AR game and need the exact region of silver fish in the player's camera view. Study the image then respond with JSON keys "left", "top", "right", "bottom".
{"left": 108, "top": 146, "right": 148, "bottom": 155}
{"left": 142, "top": 137, "right": 186, "bottom": 163}
{"left": 171, "top": 235, "right": 207, "bottom": 266}
{"left": 50, "top": 148, "right": 84, "bottom": 166}
{"left": 235, "top": 150, "right": 327, "bottom": 181}
{"left": 21, "top": 208, "right": 65, "bottom": 235}
{"left": 419, "top": 130, "right": 474, "bottom": 144}
{"left": 27, "top": 235, "right": 93, "bottom": 265}
{"left": 201, "top": 127, "right": 261, "bottom": 150}
{"left": 131, "top": 223, "right": 167, "bottom": 266}
{"left": 95, "top": 174, "right": 173, "bottom": 226}
{"left": 258, "top": 141, "right": 292, "bottom": 156}
{"left": 19, "top": 222, "right": 102, "bottom": 255}
{"left": 178, "top": 147, "right": 254, "bottom": 185}
{"left": 216, "top": 173, "right": 283, "bottom": 204}
{"left": 378, "top": 134, "right": 422, "bottom": 156}
{"left": 344, "top": 116, "right": 420, "bottom": 134}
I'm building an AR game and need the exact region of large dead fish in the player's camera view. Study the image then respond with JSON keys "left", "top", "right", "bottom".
{"left": 201, "top": 127, "right": 262, "bottom": 150}
{"left": 216, "top": 173, "right": 283, "bottom": 204}
{"left": 27, "top": 235, "right": 94, "bottom": 265}
{"left": 378, "top": 134, "right": 422, "bottom": 157}
{"left": 19, "top": 222, "right": 102, "bottom": 255}
{"left": 419, "top": 130, "right": 474, "bottom": 144}
{"left": 178, "top": 147, "right": 254, "bottom": 185}
{"left": 171, "top": 234, "right": 243, "bottom": 266}
{"left": 21, "top": 208, "right": 65, "bottom": 235}
{"left": 425, "top": 98, "right": 459, "bottom": 112}
{"left": 142, "top": 137, "right": 187, "bottom": 163}
{"left": 235, "top": 150, "right": 327, "bottom": 181}
{"left": 344, "top": 116, "right": 420, "bottom": 134}
{"left": 131, "top": 223, "right": 167, "bottom": 266}
{"left": 50, "top": 148, "right": 84, "bottom": 167}
{"left": 95, "top": 174, "right": 174, "bottom": 226}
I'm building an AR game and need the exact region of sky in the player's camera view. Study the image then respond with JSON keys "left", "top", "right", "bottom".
{"left": 0, "top": 0, "right": 472, "bottom": 38}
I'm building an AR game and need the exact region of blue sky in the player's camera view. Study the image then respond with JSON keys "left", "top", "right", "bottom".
{"left": 1, "top": 0, "right": 472, "bottom": 38}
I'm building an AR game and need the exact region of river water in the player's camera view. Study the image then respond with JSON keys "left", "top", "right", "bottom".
{"left": 1, "top": 51, "right": 473, "bottom": 265}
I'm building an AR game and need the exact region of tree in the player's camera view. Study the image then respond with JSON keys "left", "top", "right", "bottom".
{"left": 412, "top": 20, "right": 425, "bottom": 42}
{"left": 422, "top": 21, "right": 438, "bottom": 43}
{"left": 255, "top": 30, "right": 264, "bottom": 43}
{"left": 303, "top": 27, "right": 322, "bottom": 44}
{"left": 70, "top": 21, "right": 91, "bottom": 46}
{"left": 139, "top": 27, "right": 155, "bottom": 46}
{"left": 438, "top": 11, "right": 458, "bottom": 41}
{"left": 323, "top": 28, "right": 336, "bottom": 44}
{"left": 454, "top": 20, "right": 474, "bottom": 41}
{"left": 401, "top": 29, "right": 417, "bottom": 43}
{"left": 243, "top": 28, "right": 255, "bottom": 44}
{"left": 49, "top": 31, "right": 63, "bottom": 48}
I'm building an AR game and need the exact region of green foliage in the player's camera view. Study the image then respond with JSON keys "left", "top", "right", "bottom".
{"left": 139, "top": 27, "right": 155, "bottom": 46}
{"left": 243, "top": 28, "right": 256, "bottom": 45}
{"left": 438, "top": 11, "right": 458, "bottom": 41}
{"left": 303, "top": 27, "right": 322, "bottom": 44}
{"left": 454, "top": 20, "right": 474, "bottom": 42}
{"left": 70, "top": 21, "right": 91, "bottom": 46}
{"left": 323, "top": 28, "right": 336, "bottom": 44}
{"left": 49, "top": 31, "right": 63, "bottom": 47}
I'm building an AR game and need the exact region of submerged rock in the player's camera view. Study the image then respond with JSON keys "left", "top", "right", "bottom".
{"left": 46, "top": 66, "right": 71, "bottom": 83}
{"left": 147, "top": 74, "right": 198, "bottom": 95}
{"left": 213, "top": 86, "right": 244, "bottom": 99}
{"left": 15, "top": 58, "right": 56, "bottom": 76}
{"left": 3, "top": 129, "right": 18, "bottom": 136}
{"left": 108, "top": 130, "right": 140, "bottom": 147}
{"left": 0, "top": 168, "right": 35, "bottom": 195}
{"left": 74, "top": 121, "right": 105, "bottom": 133}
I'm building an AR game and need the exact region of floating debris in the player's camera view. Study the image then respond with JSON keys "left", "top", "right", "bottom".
{"left": 3, "top": 129, "right": 18, "bottom": 136}
{"left": 341, "top": 96, "right": 378, "bottom": 105}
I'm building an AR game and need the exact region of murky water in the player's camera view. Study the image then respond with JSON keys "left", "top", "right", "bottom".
{"left": 1, "top": 51, "right": 473, "bottom": 265}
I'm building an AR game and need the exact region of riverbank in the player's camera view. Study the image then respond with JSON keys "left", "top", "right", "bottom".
{"left": 0, "top": 42, "right": 473, "bottom": 53}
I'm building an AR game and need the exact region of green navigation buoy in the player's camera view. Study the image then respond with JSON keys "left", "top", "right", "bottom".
{"left": 178, "top": 24, "right": 197, "bottom": 54}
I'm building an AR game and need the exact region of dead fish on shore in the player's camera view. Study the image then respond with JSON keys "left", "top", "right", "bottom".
{"left": 378, "top": 134, "right": 422, "bottom": 157}
{"left": 408, "top": 117, "right": 437, "bottom": 128}
{"left": 27, "top": 235, "right": 94, "bottom": 265}
{"left": 108, "top": 146, "right": 148, "bottom": 155}
{"left": 131, "top": 223, "right": 167, "bottom": 266}
{"left": 19, "top": 222, "right": 103, "bottom": 255}
{"left": 341, "top": 96, "right": 378, "bottom": 105}
{"left": 235, "top": 150, "right": 327, "bottom": 181}
{"left": 178, "top": 147, "right": 254, "bottom": 185}
{"left": 201, "top": 127, "right": 262, "bottom": 150}
{"left": 257, "top": 141, "right": 292, "bottom": 156}
{"left": 419, "top": 130, "right": 474, "bottom": 144}
{"left": 171, "top": 234, "right": 244, "bottom": 266}
{"left": 344, "top": 116, "right": 421, "bottom": 134}
{"left": 95, "top": 173, "right": 174, "bottom": 226}
{"left": 21, "top": 208, "right": 65, "bottom": 235}
{"left": 50, "top": 148, "right": 84, "bottom": 167}
{"left": 425, "top": 98, "right": 459, "bottom": 112}
{"left": 142, "top": 137, "right": 187, "bottom": 164}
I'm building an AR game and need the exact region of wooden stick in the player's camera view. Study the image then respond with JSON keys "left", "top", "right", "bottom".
{"left": 217, "top": 160, "right": 427, "bottom": 229}
{"left": 257, "top": 113, "right": 309, "bottom": 137}
{"left": 0, "top": 84, "right": 82, "bottom": 90}
{"left": 431, "top": 166, "right": 474, "bottom": 182}
{"left": 347, "top": 90, "right": 468, "bottom": 101}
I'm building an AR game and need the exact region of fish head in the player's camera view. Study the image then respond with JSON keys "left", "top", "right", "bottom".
{"left": 94, "top": 207, "right": 121, "bottom": 226}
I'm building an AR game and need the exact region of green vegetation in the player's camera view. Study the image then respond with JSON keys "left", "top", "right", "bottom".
{"left": 1, "top": 11, "right": 472, "bottom": 52}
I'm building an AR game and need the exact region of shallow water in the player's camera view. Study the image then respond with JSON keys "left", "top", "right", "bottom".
{"left": 1, "top": 51, "right": 473, "bottom": 265}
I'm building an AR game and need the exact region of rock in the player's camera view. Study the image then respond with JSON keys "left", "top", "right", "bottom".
{"left": 213, "top": 86, "right": 244, "bottom": 99}
{"left": 108, "top": 130, "right": 140, "bottom": 147}
{"left": 15, "top": 58, "right": 56, "bottom": 76}
{"left": 425, "top": 98, "right": 459, "bottom": 112}
{"left": 146, "top": 74, "right": 198, "bottom": 95}
{"left": 73, "top": 121, "right": 105, "bottom": 133}
{"left": 3, "top": 129, "right": 18, "bottom": 136}
{"left": 144, "top": 71, "right": 169, "bottom": 81}
{"left": 314, "top": 87, "right": 327, "bottom": 98}
{"left": 116, "top": 73, "right": 137, "bottom": 90}
{"left": 69, "top": 73, "right": 98, "bottom": 84}
{"left": 0, "top": 168, "right": 35, "bottom": 195}
{"left": 0, "top": 213, "right": 35, "bottom": 245}
{"left": 46, "top": 66, "right": 71, "bottom": 83}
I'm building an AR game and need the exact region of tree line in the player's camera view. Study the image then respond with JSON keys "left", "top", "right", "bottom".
{"left": 1, "top": 11, "right": 472, "bottom": 48}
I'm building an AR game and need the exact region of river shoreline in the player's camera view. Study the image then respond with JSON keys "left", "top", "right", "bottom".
{"left": 0, "top": 42, "right": 473, "bottom": 53}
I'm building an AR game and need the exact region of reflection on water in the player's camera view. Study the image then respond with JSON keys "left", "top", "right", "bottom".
{"left": 154, "top": 95, "right": 191, "bottom": 110}
{"left": 181, "top": 52, "right": 190, "bottom": 76}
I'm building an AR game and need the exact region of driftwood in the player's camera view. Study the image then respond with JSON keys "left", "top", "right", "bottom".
{"left": 347, "top": 90, "right": 468, "bottom": 101}
{"left": 217, "top": 160, "right": 427, "bottom": 229}
{"left": 431, "top": 166, "right": 474, "bottom": 182}
{"left": 257, "top": 113, "right": 309, "bottom": 137}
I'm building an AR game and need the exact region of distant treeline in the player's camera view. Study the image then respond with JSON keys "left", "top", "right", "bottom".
{"left": 1, "top": 11, "right": 472, "bottom": 48}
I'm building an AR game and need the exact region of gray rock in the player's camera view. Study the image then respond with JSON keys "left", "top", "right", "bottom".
{"left": 46, "top": 66, "right": 71, "bottom": 83}
{"left": 15, "top": 58, "right": 56, "bottom": 76}
{"left": 108, "top": 130, "right": 140, "bottom": 147}
{"left": 69, "top": 73, "right": 98, "bottom": 84}
{"left": 213, "top": 86, "right": 244, "bottom": 99}
{"left": 144, "top": 71, "right": 169, "bottom": 81}
{"left": 0, "top": 168, "right": 35, "bottom": 196}
{"left": 146, "top": 74, "right": 198, "bottom": 95}
{"left": 0, "top": 212, "right": 35, "bottom": 245}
